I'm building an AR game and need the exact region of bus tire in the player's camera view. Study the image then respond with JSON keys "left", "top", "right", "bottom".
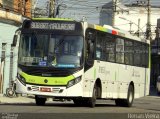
{"left": 35, "top": 95, "right": 46, "bottom": 106}
{"left": 123, "top": 85, "right": 134, "bottom": 107}
{"left": 87, "top": 84, "right": 97, "bottom": 108}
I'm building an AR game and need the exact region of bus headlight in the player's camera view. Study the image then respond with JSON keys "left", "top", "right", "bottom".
{"left": 66, "top": 76, "right": 81, "bottom": 88}
{"left": 17, "top": 73, "right": 26, "bottom": 86}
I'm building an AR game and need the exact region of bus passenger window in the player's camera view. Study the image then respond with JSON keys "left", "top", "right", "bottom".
{"left": 125, "top": 40, "right": 133, "bottom": 65}
{"left": 105, "top": 35, "right": 115, "bottom": 62}
{"left": 96, "top": 45, "right": 101, "bottom": 59}
{"left": 116, "top": 37, "right": 124, "bottom": 63}
{"left": 134, "top": 42, "right": 141, "bottom": 66}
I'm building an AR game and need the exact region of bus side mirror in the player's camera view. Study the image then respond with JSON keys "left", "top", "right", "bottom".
{"left": 12, "top": 35, "right": 17, "bottom": 47}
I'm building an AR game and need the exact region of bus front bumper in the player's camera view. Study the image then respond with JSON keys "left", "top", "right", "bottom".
{"left": 16, "top": 78, "right": 83, "bottom": 98}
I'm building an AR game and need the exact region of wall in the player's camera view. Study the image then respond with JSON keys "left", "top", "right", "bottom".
{"left": 0, "top": 0, "right": 32, "bottom": 94}
{"left": 0, "top": 21, "right": 20, "bottom": 94}
{"left": 14, "top": 0, "right": 32, "bottom": 18}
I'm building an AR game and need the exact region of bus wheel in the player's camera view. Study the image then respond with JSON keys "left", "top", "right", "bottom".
{"left": 123, "top": 85, "right": 134, "bottom": 107}
{"left": 35, "top": 95, "right": 46, "bottom": 106}
{"left": 87, "top": 84, "right": 97, "bottom": 108}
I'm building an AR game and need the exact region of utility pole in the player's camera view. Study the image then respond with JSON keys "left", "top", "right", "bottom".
{"left": 32, "top": 0, "right": 38, "bottom": 18}
{"left": 146, "top": 0, "right": 151, "bottom": 40}
{"left": 49, "top": 0, "right": 55, "bottom": 18}
{"left": 112, "top": 0, "right": 117, "bottom": 26}
{"left": 137, "top": 18, "right": 140, "bottom": 37}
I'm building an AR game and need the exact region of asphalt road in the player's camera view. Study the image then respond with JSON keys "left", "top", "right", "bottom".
{"left": 0, "top": 96, "right": 160, "bottom": 119}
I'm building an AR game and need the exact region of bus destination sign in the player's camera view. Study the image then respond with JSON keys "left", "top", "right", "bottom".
{"left": 31, "top": 22, "right": 76, "bottom": 31}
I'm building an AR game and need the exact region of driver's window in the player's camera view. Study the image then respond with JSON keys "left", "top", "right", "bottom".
{"left": 85, "top": 28, "right": 96, "bottom": 64}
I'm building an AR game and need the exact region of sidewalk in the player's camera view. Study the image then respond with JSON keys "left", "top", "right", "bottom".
{"left": 0, "top": 94, "right": 35, "bottom": 104}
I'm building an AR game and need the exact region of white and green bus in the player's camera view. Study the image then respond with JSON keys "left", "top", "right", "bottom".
{"left": 14, "top": 18, "right": 150, "bottom": 107}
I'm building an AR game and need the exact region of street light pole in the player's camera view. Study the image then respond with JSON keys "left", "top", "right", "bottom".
{"left": 146, "top": 0, "right": 151, "bottom": 40}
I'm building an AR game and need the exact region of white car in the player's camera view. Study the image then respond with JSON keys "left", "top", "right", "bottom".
{"left": 157, "top": 76, "right": 160, "bottom": 94}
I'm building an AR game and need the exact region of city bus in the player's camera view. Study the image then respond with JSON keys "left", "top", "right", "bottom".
{"left": 14, "top": 18, "right": 150, "bottom": 108}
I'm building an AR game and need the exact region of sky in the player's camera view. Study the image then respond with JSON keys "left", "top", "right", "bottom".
{"left": 33, "top": 0, "right": 160, "bottom": 24}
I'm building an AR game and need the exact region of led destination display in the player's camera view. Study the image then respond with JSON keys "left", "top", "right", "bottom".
{"left": 31, "top": 22, "right": 76, "bottom": 31}
{"left": 22, "top": 19, "right": 83, "bottom": 35}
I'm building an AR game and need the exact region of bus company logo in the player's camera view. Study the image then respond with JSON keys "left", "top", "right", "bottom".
{"left": 44, "top": 79, "right": 48, "bottom": 83}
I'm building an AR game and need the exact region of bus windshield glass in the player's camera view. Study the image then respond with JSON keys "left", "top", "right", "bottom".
{"left": 18, "top": 33, "right": 84, "bottom": 68}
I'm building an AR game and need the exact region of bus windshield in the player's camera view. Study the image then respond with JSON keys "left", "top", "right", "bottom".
{"left": 18, "top": 33, "right": 84, "bottom": 68}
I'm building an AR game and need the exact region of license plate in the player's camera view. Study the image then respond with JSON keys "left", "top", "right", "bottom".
{"left": 40, "top": 87, "right": 51, "bottom": 92}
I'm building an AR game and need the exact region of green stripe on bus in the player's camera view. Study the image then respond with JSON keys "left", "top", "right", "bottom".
{"left": 149, "top": 46, "right": 151, "bottom": 69}
{"left": 32, "top": 18, "right": 74, "bottom": 21}
{"left": 21, "top": 72, "right": 74, "bottom": 85}
{"left": 146, "top": 70, "right": 148, "bottom": 84}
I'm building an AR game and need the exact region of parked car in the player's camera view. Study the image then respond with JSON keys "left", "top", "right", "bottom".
{"left": 157, "top": 76, "right": 160, "bottom": 94}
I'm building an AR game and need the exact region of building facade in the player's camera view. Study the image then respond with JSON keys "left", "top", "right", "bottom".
{"left": 14, "top": 0, "right": 32, "bottom": 18}
{"left": 0, "top": 0, "right": 32, "bottom": 95}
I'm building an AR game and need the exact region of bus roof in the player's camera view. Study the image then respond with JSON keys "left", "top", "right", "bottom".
{"left": 85, "top": 22, "right": 149, "bottom": 44}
